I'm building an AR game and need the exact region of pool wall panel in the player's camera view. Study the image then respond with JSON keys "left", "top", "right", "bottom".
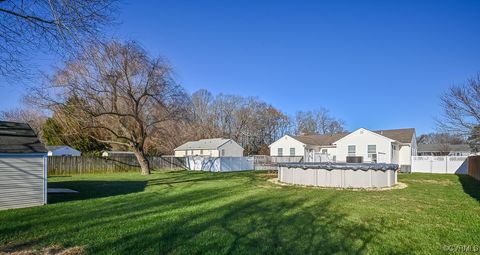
{"left": 278, "top": 167, "right": 397, "bottom": 188}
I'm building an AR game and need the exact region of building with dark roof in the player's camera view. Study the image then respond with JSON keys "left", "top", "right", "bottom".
{"left": 417, "top": 143, "right": 472, "bottom": 156}
{"left": 0, "top": 121, "right": 48, "bottom": 210}
{"left": 46, "top": 145, "right": 81, "bottom": 156}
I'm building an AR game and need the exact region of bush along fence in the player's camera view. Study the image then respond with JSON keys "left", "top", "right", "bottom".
{"left": 48, "top": 155, "right": 186, "bottom": 175}
{"left": 468, "top": 156, "right": 480, "bottom": 181}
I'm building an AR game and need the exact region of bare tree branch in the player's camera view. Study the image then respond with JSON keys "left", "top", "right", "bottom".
{"left": 31, "top": 40, "right": 190, "bottom": 174}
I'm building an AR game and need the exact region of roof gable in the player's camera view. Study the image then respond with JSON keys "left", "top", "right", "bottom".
{"left": 289, "top": 128, "right": 416, "bottom": 146}
{"left": 333, "top": 128, "right": 395, "bottom": 144}
{"left": 175, "top": 138, "right": 235, "bottom": 150}
{"left": 0, "top": 121, "right": 47, "bottom": 154}
{"left": 46, "top": 145, "right": 80, "bottom": 152}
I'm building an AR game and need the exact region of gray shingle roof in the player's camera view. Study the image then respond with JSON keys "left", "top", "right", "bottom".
{"left": 0, "top": 121, "right": 47, "bottom": 154}
{"left": 292, "top": 128, "right": 416, "bottom": 146}
{"left": 373, "top": 128, "right": 416, "bottom": 143}
{"left": 175, "top": 138, "right": 231, "bottom": 150}
{"left": 292, "top": 133, "right": 349, "bottom": 146}
{"left": 46, "top": 145, "right": 66, "bottom": 151}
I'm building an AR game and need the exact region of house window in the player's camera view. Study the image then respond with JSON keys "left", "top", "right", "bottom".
{"left": 368, "top": 145, "right": 377, "bottom": 163}
{"left": 348, "top": 145, "right": 356, "bottom": 156}
{"left": 278, "top": 148, "right": 283, "bottom": 156}
{"left": 221, "top": 149, "right": 225, "bottom": 156}
{"left": 290, "top": 148, "right": 295, "bottom": 156}
{"left": 321, "top": 149, "right": 328, "bottom": 154}
{"left": 200, "top": 149, "right": 203, "bottom": 155}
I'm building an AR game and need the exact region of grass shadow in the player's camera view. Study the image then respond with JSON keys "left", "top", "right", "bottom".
{"left": 47, "top": 172, "right": 233, "bottom": 203}
{"left": 457, "top": 174, "right": 480, "bottom": 202}
{"left": 48, "top": 180, "right": 148, "bottom": 203}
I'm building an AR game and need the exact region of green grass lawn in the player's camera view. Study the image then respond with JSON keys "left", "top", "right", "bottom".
{"left": 0, "top": 171, "right": 479, "bottom": 254}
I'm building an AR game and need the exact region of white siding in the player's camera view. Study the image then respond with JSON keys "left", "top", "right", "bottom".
{"left": 398, "top": 145, "right": 412, "bottom": 165}
{"left": 175, "top": 149, "right": 219, "bottom": 157}
{"left": 334, "top": 129, "right": 394, "bottom": 163}
{"left": 0, "top": 156, "right": 46, "bottom": 210}
{"left": 218, "top": 140, "right": 244, "bottom": 157}
{"left": 175, "top": 140, "right": 243, "bottom": 157}
{"left": 269, "top": 135, "right": 305, "bottom": 157}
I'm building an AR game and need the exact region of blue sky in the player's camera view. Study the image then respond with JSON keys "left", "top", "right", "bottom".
{"left": 1, "top": 0, "right": 479, "bottom": 134}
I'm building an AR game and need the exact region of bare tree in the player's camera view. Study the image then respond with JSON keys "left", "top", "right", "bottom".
{"left": 187, "top": 90, "right": 291, "bottom": 155}
{"left": 438, "top": 73, "right": 480, "bottom": 149}
{"left": 31, "top": 41, "right": 189, "bottom": 175}
{"left": 0, "top": 0, "right": 116, "bottom": 79}
{"left": 0, "top": 107, "right": 46, "bottom": 136}
{"left": 417, "top": 133, "right": 465, "bottom": 145}
{"left": 295, "top": 108, "right": 345, "bottom": 135}
{"left": 295, "top": 111, "right": 317, "bottom": 135}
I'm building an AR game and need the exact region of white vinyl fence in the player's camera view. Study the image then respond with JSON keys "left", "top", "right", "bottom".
{"left": 411, "top": 156, "right": 468, "bottom": 174}
{"left": 186, "top": 156, "right": 254, "bottom": 172}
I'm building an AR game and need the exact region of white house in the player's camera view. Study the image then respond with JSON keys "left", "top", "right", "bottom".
{"left": 417, "top": 144, "right": 472, "bottom": 156}
{"left": 269, "top": 128, "right": 416, "bottom": 171}
{"left": 174, "top": 138, "right": 244, "bottom": 157}
{"left": 46, "top": 146, "right": 81, "bottom": 156}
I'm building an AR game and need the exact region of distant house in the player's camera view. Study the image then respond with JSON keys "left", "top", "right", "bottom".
{"left": 269, "top": 128, "right": 416, "bottom": 172}
{"left": 0, "top": 121, "right": 48, "bottom": 210}
{"left": 174, "top": 138, "right": 244, "bottom": 157}
{"left": 46, "top": 145, "right": 81, "bottom": 156}
{"left": 102, "top": 151, "right": 135, "bottom": 157}
{"left": 417, "top": 144, "right": 472, "bottom": 156}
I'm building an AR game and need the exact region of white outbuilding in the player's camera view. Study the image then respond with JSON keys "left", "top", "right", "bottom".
{"left": 0, "top": 121, "right": 48, "bottom": 210}
{"left": 174, "top": 138, "right": 244, "bottom": 157}
{"left": 101, "top": 151, "right": 135, "bottom": 157}
{"left": 46, "top": 145, "right": 81, "bottom": 156}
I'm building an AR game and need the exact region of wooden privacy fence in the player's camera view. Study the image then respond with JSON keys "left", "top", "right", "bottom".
{"left": 48, "top": 156, "right": 186, "bottom": 175}
{"left": 468, "top": 156, "right": 480, "bottom": 181}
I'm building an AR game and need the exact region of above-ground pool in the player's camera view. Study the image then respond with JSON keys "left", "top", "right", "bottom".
{"left": 278, "top": 163, "right": 398, "bottom": 188}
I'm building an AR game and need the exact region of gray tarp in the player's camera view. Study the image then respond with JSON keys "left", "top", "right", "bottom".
{"left": 277, "top": 162, "right": 399, "bottom": 171}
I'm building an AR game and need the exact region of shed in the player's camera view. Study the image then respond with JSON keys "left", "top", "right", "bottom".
{"left": 174, "top": 138, "right": 244, "bottom": 157}
{"left": 0, "top": 121, "right": 47, "bottom": 210}
{"left": 102, "top": 151, "right": 135, "bottom": 157}
{"left": 46, "top": 145, "right": 81, "bottom": 156}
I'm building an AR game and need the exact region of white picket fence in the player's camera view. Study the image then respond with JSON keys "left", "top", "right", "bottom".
{"left": 186, "top": 156, "right": 255, "bottom": 172}
{"left": 411, "top": 156, "right": 468, "bottom": 174}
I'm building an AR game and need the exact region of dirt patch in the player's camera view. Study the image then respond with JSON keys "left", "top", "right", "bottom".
{"left": 0, "top": 244, "right": 84, "bottom": 255}
{"left": 267, "top": 178, "right": 408, "bottom": 191}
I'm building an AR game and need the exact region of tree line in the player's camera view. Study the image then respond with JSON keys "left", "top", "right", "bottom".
{"left": 0, "top": 41, "right": 347, "bottom": 174}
